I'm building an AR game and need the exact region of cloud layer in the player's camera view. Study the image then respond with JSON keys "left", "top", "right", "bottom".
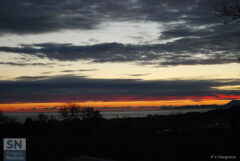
{"left": 0, "top": 39, "right": 239, "bottom": 66}
{"left": 0, "top": 0, "right": 240, "bottom": 66}
{"left": 1, "top": 0, "right": 240, "bottom": 106}
{"left": 0, "top": 75, "right": 239, "bottom": 103}
{"left": 0, "top": 0, "right": 222, "bottom": 34}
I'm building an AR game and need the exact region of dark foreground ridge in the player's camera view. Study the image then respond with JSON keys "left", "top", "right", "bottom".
{"left": 0, "top": 102, "right": 240, "bottom": 161}
{"left": 65, "top": 155, "right": 115, "bottom": 161}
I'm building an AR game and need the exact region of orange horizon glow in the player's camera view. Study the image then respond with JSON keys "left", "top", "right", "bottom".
{"left": 0, "top": 97, "right": 236, "bottom": 113}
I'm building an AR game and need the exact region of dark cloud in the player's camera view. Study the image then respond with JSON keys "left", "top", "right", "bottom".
{"left": 0, "top": 75, "right": 239, "bottom": 103}
{"left": 0, "top": 0, "right": 223, "bottom": 35}
{"left": 42, "top": 107, "right": 57, "bottom": 110}
{"left": 0, "top": 0, "right": 151, "bottom": 34}
{"left": 41, "top": 71, "right": 53, "bottom": 74}
{"left": 0, "top": 62, "right": 54, "bottom": 66}
{"left": 61, "top": 69, "right": 97, "bottom": 73}
{"left": 129, "top": 74, "right": 150, "bottom": 77}
{"left": 0, "top": 0, "right": 240, "bottom": 66}
{"left": 61, "top": 70, "right": 75, "bottom": 73}
{"left": 0, "top": 38, "right": 239, "bottom": 66}
{"left": 78, "top": 69, "right": 97, "bottom": 72}
{"left": 0, "top": 0, "right": 101, "bottom": 34}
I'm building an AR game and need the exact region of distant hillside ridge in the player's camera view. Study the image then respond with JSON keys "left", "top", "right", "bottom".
{"left": 225, "top": 100, "right": 240, "bottom": 108}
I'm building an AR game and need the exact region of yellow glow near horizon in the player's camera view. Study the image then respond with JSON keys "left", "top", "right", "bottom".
{"left": 212, "top": 85, "right": 240, "bottom": 91}
{"left": 0, "top": 60, "right": 240, "bottom": 81}
{"left": 0, "top": 99, "right": 231, "bottom": 112}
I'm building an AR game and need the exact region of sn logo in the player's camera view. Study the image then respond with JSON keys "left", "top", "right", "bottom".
{"left": 4, "top": 138, "right": 26, "bottom": 150}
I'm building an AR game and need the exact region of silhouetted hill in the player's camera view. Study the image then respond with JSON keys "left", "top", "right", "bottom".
{"left": 226, "top": 99, "right": 240, "bottom": 108}
{"left": 162, "top": 104, "right": 223, "bottom": 109}
{"left": 0, "top": 101, "right": 240, "bottom": 161}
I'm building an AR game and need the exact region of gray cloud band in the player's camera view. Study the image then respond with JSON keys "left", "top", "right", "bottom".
{"left": 0, "top": 38, "right": 239, "bottom": 66}
{"left": 1, "top": 0, "right": 240, "bottom": 66}
{"left": 0, "top": 0, "right": 221, "bottom": 34}
{"left": 0, "top": 75, "right": 239, "bottom": 103}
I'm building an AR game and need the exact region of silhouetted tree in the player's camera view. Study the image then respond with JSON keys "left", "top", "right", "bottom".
{"left": 24, "top": 117, "right": 34, "bottom": 128}
{"left": 0, "top": 110, "right": 3, "bottom": 123}
{"left": 59, "top": 103, "right": 81, "bottom": 120}
{"left": 216, "top": 0, "right": 240, "bottom": 23}
{"left": 216, "top": 0, "right": 240, "bottom": 61}
{"left": 37, "top": 113, "right": 49, "bottom": 123}
{"left": 59, "top": 106, "right": 69, "bottom": 120}
{"left": 80, "top": 107, "right": 102, "bottom": 120}
{"left": 0, "top": 110, "right": 16, "bottom": 123}
{"left": 230, "top": 105, "right": 240, "bottom": 133}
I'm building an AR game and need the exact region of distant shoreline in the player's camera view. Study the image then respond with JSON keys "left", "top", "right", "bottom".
{"left": 4, "top": 108, "right": 214, "bottom": 123}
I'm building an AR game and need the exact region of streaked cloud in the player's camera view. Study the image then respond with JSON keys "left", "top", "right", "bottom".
{"left": 0, "top": 0, "right": 240, "bottom": 109}
{"left": 0, "top": 75, "right": 240, "bottom": 103}
{"left": 61, "top": 69, "right": 97, "bottom": 73}
{"left": 0, "top": 62, "right": 54, "bottom": 66}
{"left": 0, "top": 39, "right": 239, "bottom": 66}
{"left": 0, "top": 0, "right": 221, "bottom": 35}
{"left": 0, "top": 0, "right": 239, "bottom": 66}
{"left": 128, "top": 74, "right": 150, "bottom": 77}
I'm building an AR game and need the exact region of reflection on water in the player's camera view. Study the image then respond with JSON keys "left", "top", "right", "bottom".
{"left": 5, "top": 108, "right": 212, "bottom": 123}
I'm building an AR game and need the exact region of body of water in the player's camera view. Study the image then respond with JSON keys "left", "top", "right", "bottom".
{"left": 4, "top": 108, "right": 213, "bottom": 123}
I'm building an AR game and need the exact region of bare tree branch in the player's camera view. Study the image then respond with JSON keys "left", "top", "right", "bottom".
{"left": 216, "top": 0, "right": 240, "bottom": 23}
{"left": 59, "top": 103, "right": 81, "bottom": 120}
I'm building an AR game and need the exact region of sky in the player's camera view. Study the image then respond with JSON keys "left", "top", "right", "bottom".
{"left": 0, "top": 0, "right": 240, "bottom": 112}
